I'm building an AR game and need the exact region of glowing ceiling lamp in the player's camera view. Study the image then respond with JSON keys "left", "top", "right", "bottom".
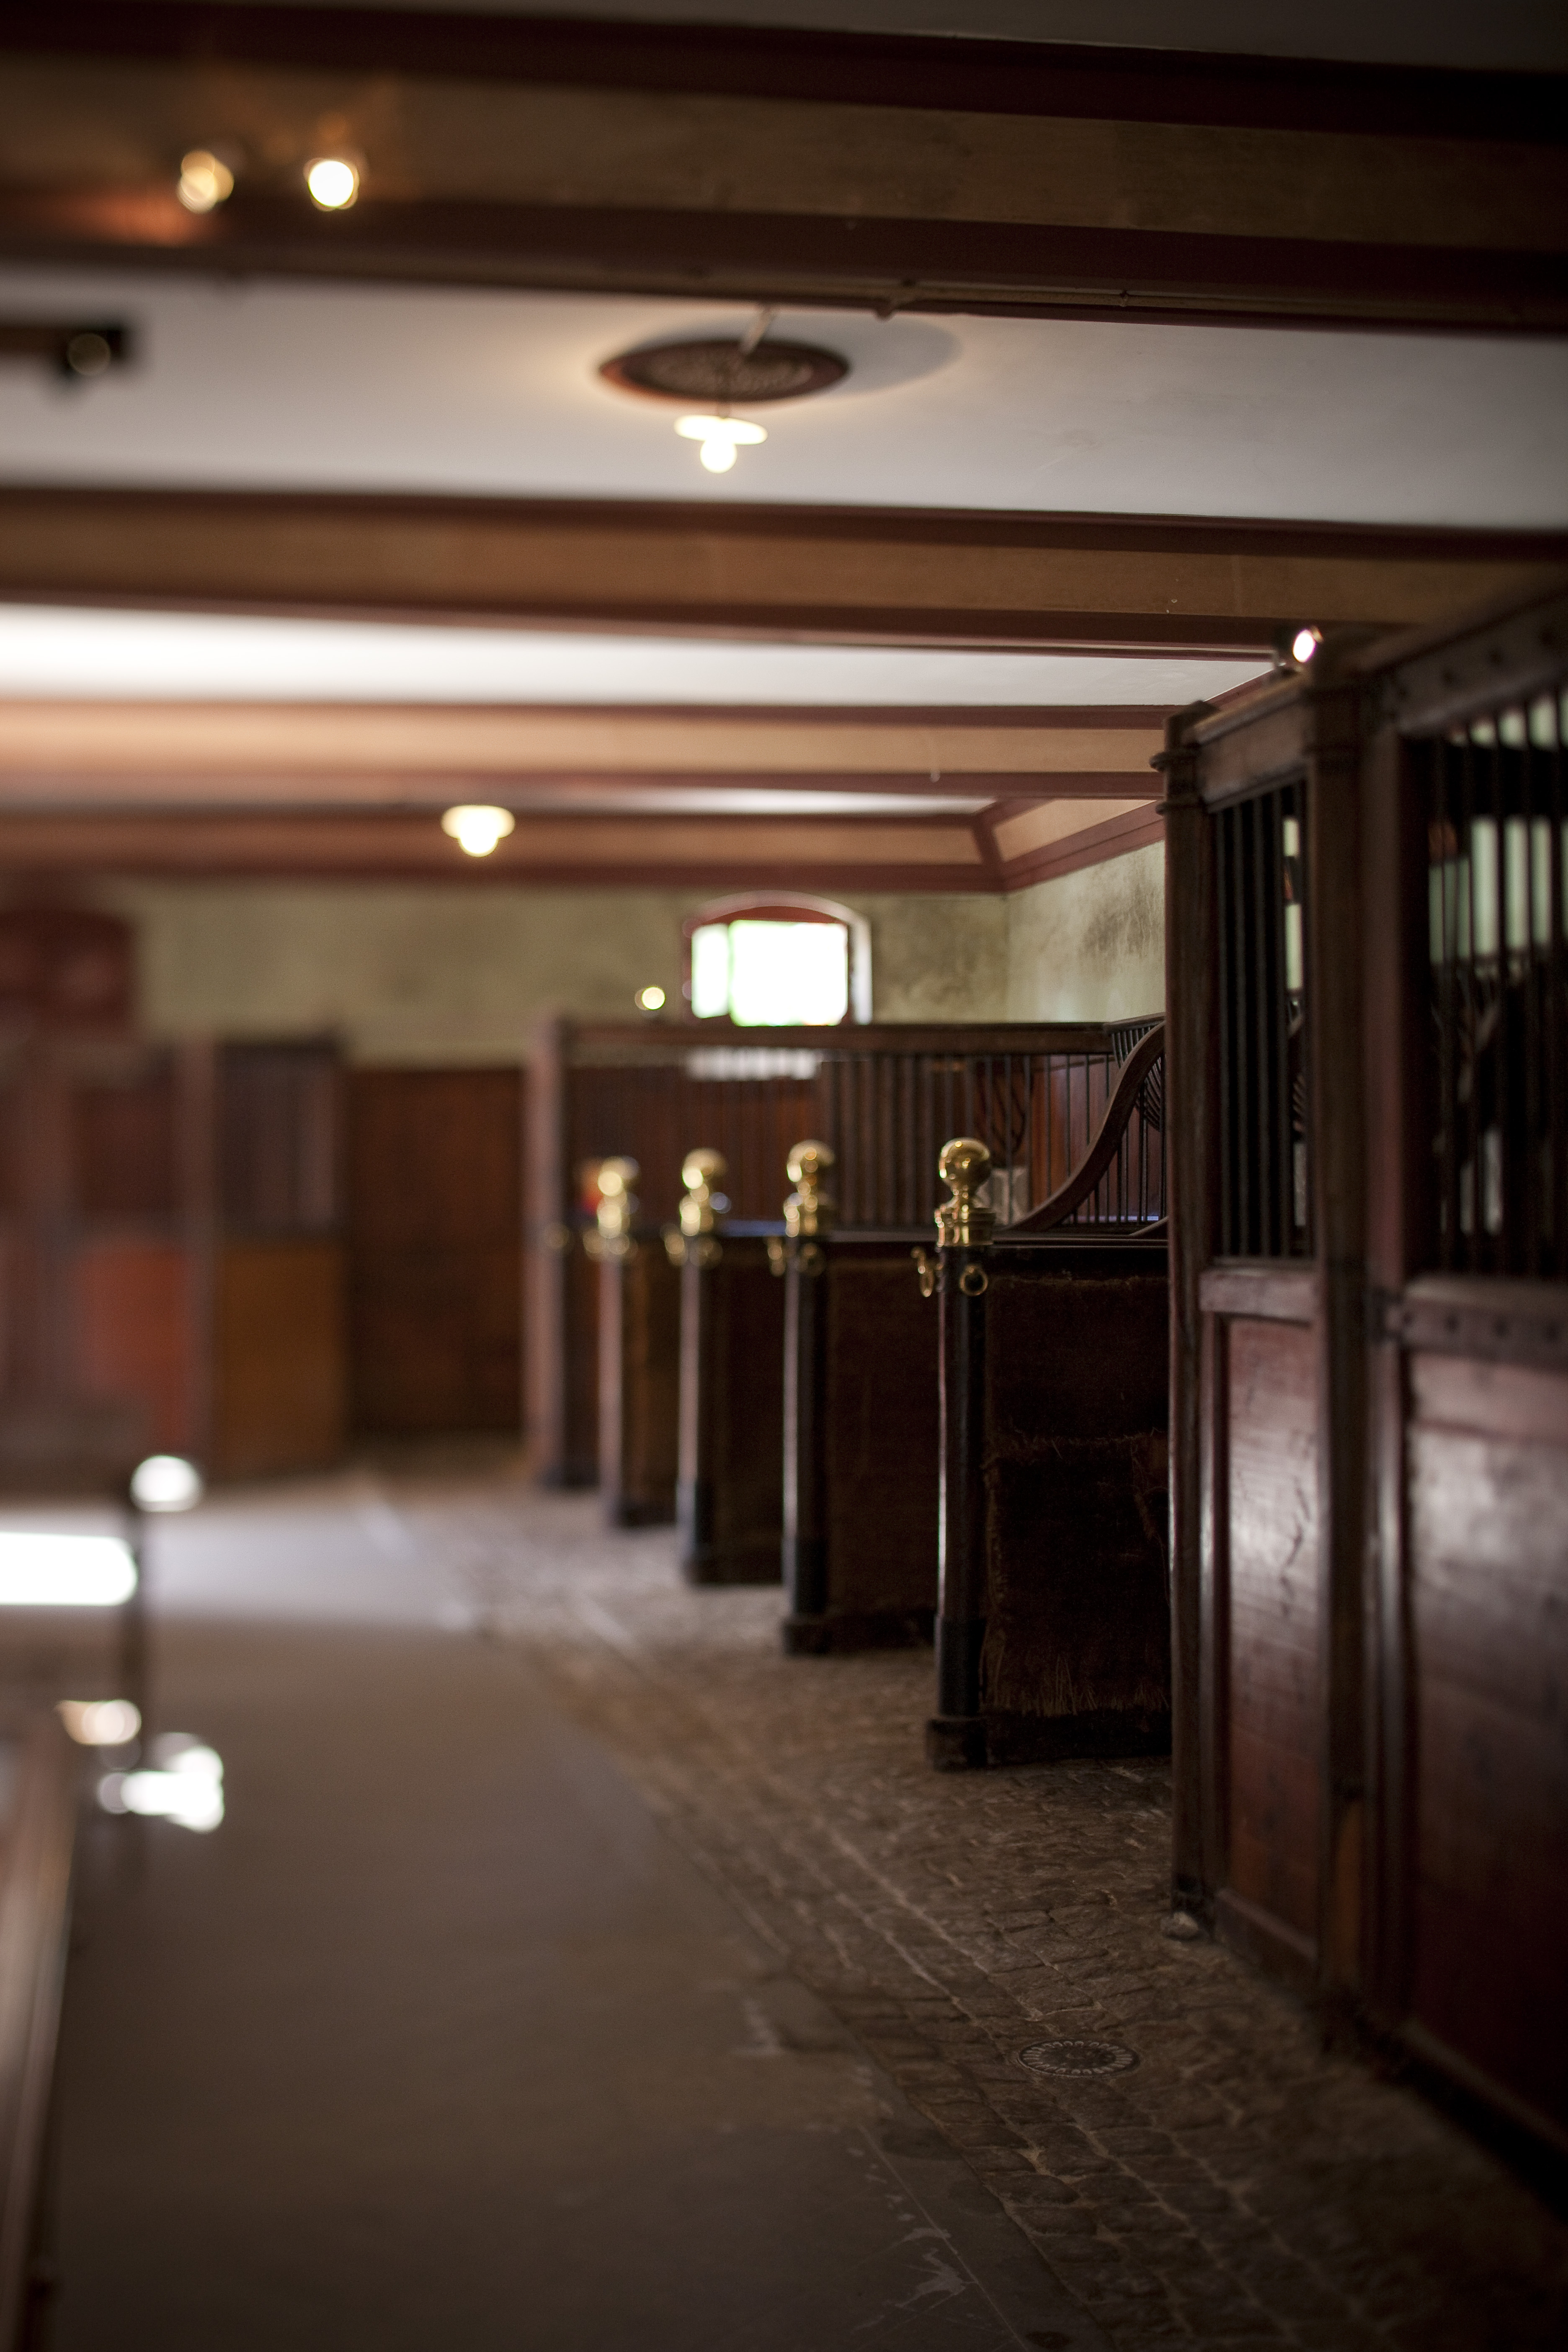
{"left": 442, "top": 804, "right": 516, "bottom": 857}
{"left": 675, "top": 415, "right": 768, "bottom": 475}
{"left": 1291, "top": 625, "right": 1323, "bottom": 665}
{"left": 306, "top": 157, "right": 360, "bottom": 211}
{"left": 177, "top": 149, "right": 234, "bottom": 214}
{"left": 599, "top": 323, "right": 846, "bottom": 478}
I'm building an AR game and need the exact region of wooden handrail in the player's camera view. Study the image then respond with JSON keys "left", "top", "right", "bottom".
{"left": 1008, "top": 1022, "right": 1166, "bottom": 1236}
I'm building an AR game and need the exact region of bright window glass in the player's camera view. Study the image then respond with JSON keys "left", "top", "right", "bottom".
{"left": 727, "top": 921, "right": 849, "bottom": 1026}
{"left": 689, "top": 923, "right": 732, "bottom": 1019}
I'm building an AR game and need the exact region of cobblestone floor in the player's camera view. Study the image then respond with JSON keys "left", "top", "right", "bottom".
{"left": 388, "top": 1472, "right": 1568, "bottom": 2352}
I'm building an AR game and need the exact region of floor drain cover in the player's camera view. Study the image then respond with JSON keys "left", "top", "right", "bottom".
{"left": 1018, "top": 2038, "right": 1139, "bottom": 2079}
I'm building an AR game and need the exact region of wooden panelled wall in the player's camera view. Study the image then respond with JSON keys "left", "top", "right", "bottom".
{"left": 1164, "top": 581, "right": 1568, "bottom": 2163}
{"left": 0, "top": 917, "right": 527, "bottom": 1485}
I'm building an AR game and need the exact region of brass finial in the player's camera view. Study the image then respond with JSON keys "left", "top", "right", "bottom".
{"left": 595, "top": 1155, "right": 639, "bottom": 1253}
{"left": 783, "top": 1139, "right": 836, "bottom": 1237}
{"left": 936, "top": 1137, "right": 994, "bottom": 1248}
{"left": 678, "top": 1147, "right": 726, "bottom": 1238}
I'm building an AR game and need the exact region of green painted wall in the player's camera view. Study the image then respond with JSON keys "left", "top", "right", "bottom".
{"left": 88, "top": 848, "right": 1158, "bottom": 1058}
{"left": 98, "top": 879, "right": 1008, "bottom": 1060}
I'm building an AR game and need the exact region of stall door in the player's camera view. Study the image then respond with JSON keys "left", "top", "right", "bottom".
{"left": 1196, "top": 775, "right": 1325, "bottom": 1988}
{"left": 347, "top": 1069, "right": 522, "bottom": 1436}
{"left": 1382, "top": 686, "right": 1568, "bottom": 2148}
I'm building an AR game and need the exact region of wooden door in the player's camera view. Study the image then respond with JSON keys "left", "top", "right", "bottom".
{"left": 346, "top": 1068, "right": 522, "bottom": 1437}
{"left": 1364, "top": 595, "right": 1568, "bottom": 2153}
{"left": 213, "top": 1041, "right": 346, "bottom": 1476}
{"left": 1167, "top": 690, "right": 1361, "bottom": 1995}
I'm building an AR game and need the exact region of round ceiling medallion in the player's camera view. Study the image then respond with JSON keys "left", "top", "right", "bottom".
{"left": 600, "top": 336, "right": 849, "bottom": 406}
{"left": 1017, "top": 2039, "right": 1140, "bottom": 2079}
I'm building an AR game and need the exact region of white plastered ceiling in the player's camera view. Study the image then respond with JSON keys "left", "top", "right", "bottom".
{"left": 0, "top": 271, "right": 1564, "bottom": 528}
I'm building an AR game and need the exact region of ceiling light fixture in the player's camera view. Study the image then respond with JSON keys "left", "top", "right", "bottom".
{"left": 442, "top": 804, "right": 515, "bottom": 857}
{"left": 306, "top": 157, "right": 359, "bottom": 211}
{"left": 675, "top": 414, "right": 768, "bottom": 474}
{"left": 600, "top": 317, "right": 847, "bottom": 478}
{"left": 177, "top": 149, "right": 234, "bottom": 213}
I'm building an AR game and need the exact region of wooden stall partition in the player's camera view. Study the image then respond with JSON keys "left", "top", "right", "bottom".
{"left": 1168, "top": 578, "right": 1568, "bottom": 2164}
{"left": 0, "top": 928, "right": 206, "bottom": 1490}
{"left": 525, "top": 1018, "right": 819, "bottom": 1490}
{"left": 671, "top": 1150, "right": 784, "bottom": 1586}
{"left": 1164, "top": 656, "right": 1369, "bottom": 1998}
{"left": 1358, "top": 585, "right": 1568, "bottom": 2159}
{"left": 778, "top": 1024, "right": 1161, "bottom": 1657}
{"left": 0, "top": 1709, "right": 79, "bottom": 2351}
{"left": 592, "top": 1157, "right": 681, "bottom": 1527}
{"left": 781, "top": 1158, "right": 941, "bottom": 1653}
{"left": 206, "top": 1040, "right": 346, "bottom": 1479}
{"left": 924, "top": 1034, "right": 1171, "bottom": 1771}
{"left": 346, "top": 1066, "right": 523, "bottom": 1437}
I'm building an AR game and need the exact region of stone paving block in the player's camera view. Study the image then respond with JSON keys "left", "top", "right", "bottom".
{"left": 420, "top": 1493, "right": 1568, "bottom": 2352}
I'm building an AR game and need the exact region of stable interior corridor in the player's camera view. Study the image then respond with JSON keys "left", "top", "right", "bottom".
{"left": 42, "top": 1470, "right": 1568, "bottom": 2351}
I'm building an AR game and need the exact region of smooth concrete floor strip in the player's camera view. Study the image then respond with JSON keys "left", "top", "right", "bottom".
{"left": 53, "top": 1616, "right": 1104, "bottom": 2350}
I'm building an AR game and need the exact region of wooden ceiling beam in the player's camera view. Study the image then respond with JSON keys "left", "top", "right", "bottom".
{"left": 3, "top": 488, "right": 1561, "bottom": 654}
{"left": 0, "top": 12, "right": 1561, "bottom": 333}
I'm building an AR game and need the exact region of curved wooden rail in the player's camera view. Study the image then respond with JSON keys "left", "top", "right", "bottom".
{"left": 1009, "top": 1022, "right": 1166, "bottom": 1235}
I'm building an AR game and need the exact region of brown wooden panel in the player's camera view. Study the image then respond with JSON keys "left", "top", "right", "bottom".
{"left": 823, "top": 1250, "right": 939, "bottom": 1628}
{"left": 70, "top": 1060, "right": 177, "bottom": 1219}
{"left": 346, "top": 1068, "right": 521, "bottom": 1435}
{"left": 602, "top": 1242, "right": 681, "bottom": 1527}
{"left": 681, "top": 1240, "right": 785, "bottom": 1585}
{"left": 1406, "top": 1356, "right": 1568, "bottom": 2137}
{"left": 71, "top": 1238, "right": 193, "bottom": 1455}
{"left": 983, "top": 1259, "right": 1169, "bottom": 1738}
{"left": 212, "top": 1239, "right": 346, "bottom": 1478}
{"left": 1225, "top": 1315, "right": 1320, "bottom": 1946}
{"left": 0, "top": 907, "right": 131, "bottom": 1032}
{"left": 219, "top": 1042, "right": 339, "bottom": 1233}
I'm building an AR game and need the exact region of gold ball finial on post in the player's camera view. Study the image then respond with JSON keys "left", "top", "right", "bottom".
{"left": 679, "top": 1147, "right": 727, "bottom": 1237}
{"left": 783, "top": 1139, "right": 836, "bottom": 1237}
{"left": 936, "top": 1137, "right": 995, "bottom": 1248}
{"left": 593, "top": 1155, "right": 640, "bottom": 1258}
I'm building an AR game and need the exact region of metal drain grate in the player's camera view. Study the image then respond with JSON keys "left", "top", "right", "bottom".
{"left": 1018, "top": 2039, "right": 1139, "bottom": 2079}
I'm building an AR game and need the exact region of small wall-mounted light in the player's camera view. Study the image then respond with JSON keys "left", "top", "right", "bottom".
{"left": 634, "top": 984, "right": 667, "bottom": 1014}
{"left": 306, "top": 157, "right": 360, "bottom": 211}
{"left": 177, "top": 149, "right": 234, "bottom": 214}
{"left": 59, "top": 1698, "right": 142, "bottom": 1747}
{"left": 442, "top": 805, "right": 515, "bottom": 858}
{"left": 1290, "top": 625, "right": 1323, "bottom": 665}
{"left": 131, "top": 1453, "right": 204, "bottom": 1514}
{"left": 675, "top": 414, "right": 768, "bottom": 475}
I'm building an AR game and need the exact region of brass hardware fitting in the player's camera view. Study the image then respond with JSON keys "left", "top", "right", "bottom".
{"left": 594, "top": 1155, "right": 640, "bottom": 1261}
{"left": 959, "top": 1261, "right": 989, "bottom": 1297}
{"left": 783, "top": 1139, "right": 836, "bottom": 1237}
{"left": 911, "top": 1247, "right": 938, "bottom": 1299}
{"left": 677, "top": 1147, "right": 726, "bottom": 1265}
{"left": 936, "top": 1137, "right": 995, "bottom": 1248}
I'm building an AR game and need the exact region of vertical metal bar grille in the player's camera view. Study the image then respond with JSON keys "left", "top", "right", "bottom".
{"left": 1213, "top": 779, "right": 1310, "bottom": 1259}
{"left": 1416, "top": 685, "right": 1568, "bottom": 1279}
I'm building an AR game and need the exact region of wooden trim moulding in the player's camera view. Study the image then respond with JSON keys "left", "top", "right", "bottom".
{"left": 12, "top": 10, "right": 1563, "bottom": 143}
{"left": 998, "top": 804, "right": 1164, "bottom": 892}
{"left": 3, "top": 489, "right": 1563, "bottom": 655}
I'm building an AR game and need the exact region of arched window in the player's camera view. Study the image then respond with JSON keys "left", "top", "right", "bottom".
{"left": 683, "top": 894, "right": 871, "bottom": 1026}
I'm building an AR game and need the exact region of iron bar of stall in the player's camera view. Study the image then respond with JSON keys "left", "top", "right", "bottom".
{"left": 1216, "top": 807, "right": 1235, "bottom": 1253}
{"left": 1550, "top": 695, "right": 1567, "bottom": 1277}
